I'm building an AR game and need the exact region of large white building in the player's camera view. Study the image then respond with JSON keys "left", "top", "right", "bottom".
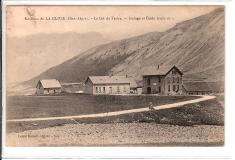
{"left": 84, "top": 76, "right": 131, "bottom": 95}
{"left": 142, "top": 65, "right": 183, "bottom": 95}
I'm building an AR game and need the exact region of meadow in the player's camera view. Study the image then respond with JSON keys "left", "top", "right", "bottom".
{"left": 7, "top": 94, "right": 198, "bottom": 119}
{"left": 6, "top": 94, "right": 224, "bottom": 133}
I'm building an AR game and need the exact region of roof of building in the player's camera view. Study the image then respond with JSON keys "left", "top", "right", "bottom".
{"left": 183, "top": 82, "right": 212, "bottom": 92}
{"left": 37, "top": 79, "right": 62, "bottom": 89}
{"left": 142, "top": 65, "right": 183, "bottom": 76}
{"left": 129, "top": 78, "right": 138, "bottom": 88}
{"left": 136, "top": 81, "right": 143, "bottom": 88}
{"left": 87, "top": 76, "right": 131, "bottom": 85}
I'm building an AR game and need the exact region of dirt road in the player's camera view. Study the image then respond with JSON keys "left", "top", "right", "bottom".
{"left": 7, "top": 95, "right": 216, "bottom": 122}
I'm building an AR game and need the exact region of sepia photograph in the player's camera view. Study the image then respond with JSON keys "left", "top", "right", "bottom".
{"left": 5, "top": 5, "right": 224, "bottom": 147}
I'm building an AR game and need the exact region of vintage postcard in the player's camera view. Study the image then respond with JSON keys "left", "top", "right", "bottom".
{"left": 4, "top": 5, "right": 224, "bottom": 147}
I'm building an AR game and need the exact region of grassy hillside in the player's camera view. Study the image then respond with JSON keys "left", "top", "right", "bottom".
{"left": 22, "top": 8, "right": 224, "bottom": 90}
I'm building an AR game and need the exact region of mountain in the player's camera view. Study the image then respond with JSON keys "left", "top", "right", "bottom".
{"left": 20, "top": 8, "right": 224, "bottom": 93}
{"left": 7, "top": 32, "right": 110, "bottom": 83}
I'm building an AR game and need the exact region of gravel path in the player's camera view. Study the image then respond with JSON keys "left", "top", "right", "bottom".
{"left": 7, "top": 123, "right": 224, "bottom": 146}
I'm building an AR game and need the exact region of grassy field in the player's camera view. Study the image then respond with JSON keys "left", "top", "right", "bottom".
{"left": 7, "top": 94, "right": 198, "bottom": 119}
{"left": 75, "top": 98, "right": 224, "bottom": 126}
{"left": 6, "top": 94, "right": 224, "bottom": 133}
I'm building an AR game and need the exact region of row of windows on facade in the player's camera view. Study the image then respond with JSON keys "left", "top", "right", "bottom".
{"left": 95, "top": 86, "right": 127, "bottom": 93}
{"left": 147, "top": 77, "right": 182, "bottom": 85}
{"left": 44, "top": 89, "right": 58, "bottom": 93}
{"left": 168, "top": 84, "right": 180, "bottom": 92}
{"left": 148, "top": 84, "right": 180, "bottom": 93}
{"left": 171, "top": 70, "right": 178, "bottom": 75}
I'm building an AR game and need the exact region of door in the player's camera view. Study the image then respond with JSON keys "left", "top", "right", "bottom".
{"left": 147, "top": 87, "right": 151, "bottom": 94}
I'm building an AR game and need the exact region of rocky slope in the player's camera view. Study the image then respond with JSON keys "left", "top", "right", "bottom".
{"left": 22, "top": 8, "right": 224, "bottom": 90}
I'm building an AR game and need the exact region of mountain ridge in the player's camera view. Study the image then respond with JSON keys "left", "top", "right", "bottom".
{"left": 21, "top": 8, "right": 224, "bottom": 92}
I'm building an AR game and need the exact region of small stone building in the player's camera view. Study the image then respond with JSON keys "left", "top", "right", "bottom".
{"left": 84, "top": 76, "right": 131, "bottom": 95}
{"left": 61, "top": 83, "right": 84, "bottom": 93}
{"left": 36, "top": 79, "right": 62, "bottom": 95}
{"left": 183, "top": 82, "right": 212, "bottom": 95}
{"left": 142, "top": 65, "right": 183, "bottom": 95}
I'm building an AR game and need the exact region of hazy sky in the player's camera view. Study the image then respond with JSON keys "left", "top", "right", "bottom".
{"left": 7, "top": 5, "right": 218, "bottom": 40}
{"left": 6, "top": 5, "right": 219, "bottom": 84}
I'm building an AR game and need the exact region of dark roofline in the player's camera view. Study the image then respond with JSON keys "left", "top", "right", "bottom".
{"left": 85, "top": 76, "right": 95, "bottom": 84}
{"left": 143, "top": 65, "right": 183, "bottom": 77}
{"left": 166, "top": 65, "right": 183, "bottom": 76}
{"left": 84, "top": 77, "right": 89, "bottom": 84}
{"left": 85, "top": 76, "right": 130, "bottom": 85}
{"left": 182, "top": 85, "right": 212, "bottom": 92}
{"left": 36, "top": 80, "right": 41, "bottom": 88}
{"left": 36, "top": 79, "right": 62, "bottom": 89}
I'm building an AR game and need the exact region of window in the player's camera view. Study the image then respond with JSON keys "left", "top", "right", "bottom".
{"left": 103, "top": 87, "right": 105, "bottom": 93}
{"left": 176, "top": 85, "right": 179, "bottom": 92}
{"left": 177, "top": 77, "right": 179, "bottom": 83}
{"left": 159, "top": 77, "right": 161, "bottom": 83}
{"left": 117, "top": 86, "right": 120, "bottom": 93}
{"left": 173, "top": 77, "right": 175, "bottom": 83}
{"left": 123, "top": 86, "right": 126, "bottom": 92}
{"left": 159, "top": 86, "right": 161, "bottom": 93}
{"left": 147, "top": 87, "right": 151, "bottom": 94}
{"left": 99, "top": 87, "right": 101, "bottom": 93}
{"left": 109, "top": 87, "right": 112, "bottom": 93}
{"left": 168, "top": 85, "right": 170, "bottom": 91}
{"left": 96, "top": 87, "right": 98, "bottom": 93}
{"left": 147, "top": 78, "right": 151, "bottom": 85}
{"left": 173, "top": 85, "right": 175, "bottom": 91}
{"left": 167, "top": 77, "right": 171, "bottom": 83}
